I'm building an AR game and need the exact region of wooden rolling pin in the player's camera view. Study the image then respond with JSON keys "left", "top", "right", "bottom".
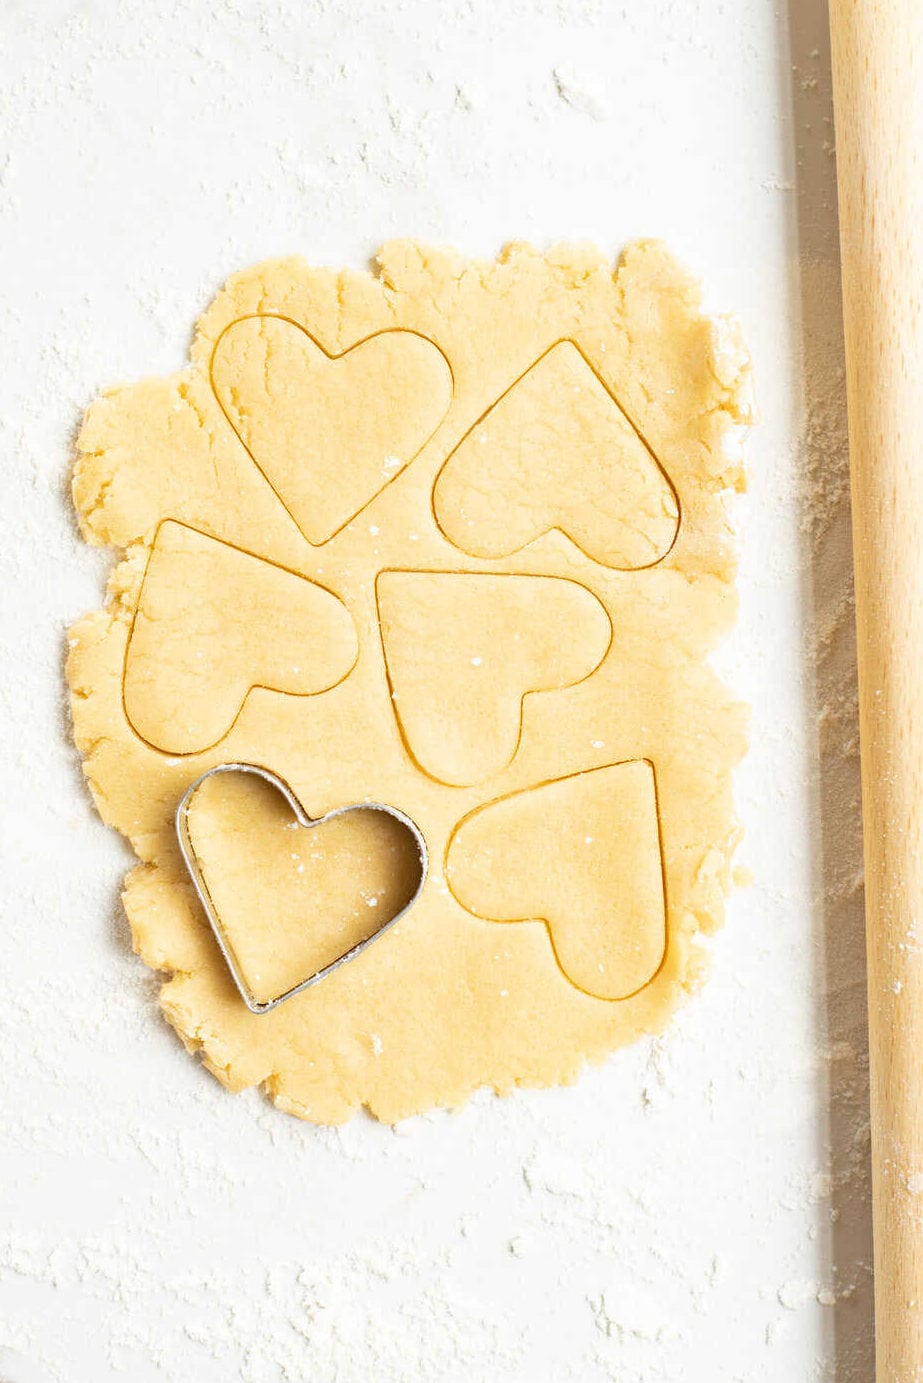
{"left": 829, "top": 1, "right": 923, "bottom": 1376}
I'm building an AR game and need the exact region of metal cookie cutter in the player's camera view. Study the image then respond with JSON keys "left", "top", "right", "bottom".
{"left": 176, "top": 762, "right": 428, "bottom": 1015}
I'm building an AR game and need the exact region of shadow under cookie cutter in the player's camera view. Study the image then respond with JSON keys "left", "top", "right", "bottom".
{"left": 175, "top": 762, "right": 429, "bottom": 1015}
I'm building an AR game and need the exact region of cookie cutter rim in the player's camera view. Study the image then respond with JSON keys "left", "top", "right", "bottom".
{"left": 175, "top": 761, "right": 429, "bottom": 1015}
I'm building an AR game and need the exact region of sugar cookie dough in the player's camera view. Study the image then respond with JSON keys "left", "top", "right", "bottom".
{"left": 68, "top": 239, "right": 751, "bottom": 1125}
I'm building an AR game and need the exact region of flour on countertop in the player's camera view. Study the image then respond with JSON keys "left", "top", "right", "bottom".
{"left": 552, "top": 68, "right": 608, "bottom": 122}
{"left": 0, "top": 0, "right": 869, "bottom": 1379}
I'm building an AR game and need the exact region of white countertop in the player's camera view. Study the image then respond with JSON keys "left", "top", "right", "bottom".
{"left": 0, "top": 0, "right": 870, "bottom": 1378}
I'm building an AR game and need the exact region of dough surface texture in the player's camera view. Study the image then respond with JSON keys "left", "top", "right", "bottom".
{"left": 68, "top": 239, "right": 751, "bottom": 1125}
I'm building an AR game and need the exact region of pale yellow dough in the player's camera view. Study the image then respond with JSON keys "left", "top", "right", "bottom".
{"left": 68, "top": 239, "right": 751, "bottom": 1125}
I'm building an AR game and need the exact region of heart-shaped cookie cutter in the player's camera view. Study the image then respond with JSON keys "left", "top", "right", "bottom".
{"left": 176, "top": 762, "right": 428, "bottom": 1014}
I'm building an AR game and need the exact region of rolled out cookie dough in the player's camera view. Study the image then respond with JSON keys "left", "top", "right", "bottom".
{"left": 68, "top": 239, "right": 751, "bottom": 1125}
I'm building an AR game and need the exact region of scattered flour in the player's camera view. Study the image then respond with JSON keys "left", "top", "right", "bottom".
{"left": 0, "top": 2, "right": 872, "bottom": 1381}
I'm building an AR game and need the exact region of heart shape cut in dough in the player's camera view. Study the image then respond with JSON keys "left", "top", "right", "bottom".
{"left": 376, "top": 571, "right": 612, "bottom": 786}
{"left": 446, "top": 760, "right": 666, "bottom": 1000}
{"left": 433, "top": 340, "right": 680, "bottom": 569}
{"left": 124, "top": 521, "right": 358, "bottom": 755}
{"left": 211, "top": 315, "right": 453, "bottom": 545}
{"left": 177, "top": 764, "right": 428, "bottom": 1013}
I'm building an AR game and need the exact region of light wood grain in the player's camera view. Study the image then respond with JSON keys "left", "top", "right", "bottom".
{"left": 829, "top": 1, "right": 923, "bottom": 1376}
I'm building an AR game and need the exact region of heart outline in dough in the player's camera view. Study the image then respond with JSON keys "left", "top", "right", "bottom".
{"left": 122, "top": 520, "right": 360, "bottom": 757}
{"left": 176, "top": 762, "right": 429, "bottom": 1014}
{"left": 210, "top": 314, "right": 454, "bottom": 546}
{"left": 443, "top": 758, "right": 668, "bottom": 1001}
{"left": 374, "top": 568, "right": 614, "bottom": 786}
{"left": 431, "top": 338, "right": 681, "bottom": 570}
